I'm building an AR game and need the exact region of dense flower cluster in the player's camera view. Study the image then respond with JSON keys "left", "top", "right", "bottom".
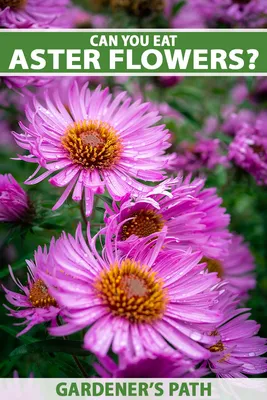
{"left": 169, "top": 137, "right": 229, "bottom": 174}
{"left": 166, "top": 0, "right": 267, "bottom": 28}
{"left": 229, "top": 124, "right": 267, "bottom": 185}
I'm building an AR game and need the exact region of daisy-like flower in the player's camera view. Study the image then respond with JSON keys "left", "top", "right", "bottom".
{"left": 204, "top": 290, "right": 267, "bottom": 377}
{"left": 3, "top": 240, "right": 62, "bottom": 336}
{"left": 169, "top": 137, "right": 228, "bottom": 175}
{"left": 94, "top": 353, "right": 208, "bottom": 378}
{"left": 0, "top": 174, "right": 34, "bottom": 223}
{"left": 228, "top": 124, "right": 267, "bottom": 185}
{"left": 14, "top": 81, "right": 171, "bottom": 216}
{"left": 105, "top": 175, "right": 231, "bottom": 260}
{"left": 44, "top": 223, "right": 223, "bottom": 361}
{"left": 0, "top": 0, "right": 70, "bottom": 28}
{"left": 203, "top": 234, "right": 256, "bottom": 301}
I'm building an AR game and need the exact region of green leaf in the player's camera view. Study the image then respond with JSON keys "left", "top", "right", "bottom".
{"left": 172, "top": 1, "right": 186, "bottom": 17}
{"left": 167, "top": 99, "right": 200, "bottom": 127}
{"left": 0, "top": 325, "right": 35, "bottom": 344}
{"left": 96, "top": 194, "right": 113, "bottom": 207}
{"left": 0, "top": 252, "right": 33, "bottom": 279}
{"left": 9, "top": 339, "right": 91, "bottom": 358}
{"left": 216, "top": 132, "right": 232, "bottom": 145}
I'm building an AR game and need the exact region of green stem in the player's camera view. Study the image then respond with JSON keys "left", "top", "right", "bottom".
{"left": 79, "top": 199, "right": 88, "bottom": 227}
{"left": 57, "top": 317, "right": 88, "bottom": 378}
{"left": 70, "top": 354, "right": 88, "bottom": 378}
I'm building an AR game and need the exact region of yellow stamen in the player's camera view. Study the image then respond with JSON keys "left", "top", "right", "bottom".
{"left": 95, "top": 259, "right": 168, "bottom": 323}
{"left": 61, "top": 119, "right": 122, "bottom": 170}
{"left": 29, "top": 279, "right": 57, "bottom": 308}
{"left": 121, "top": 209, "right": 165, "bottom": 241}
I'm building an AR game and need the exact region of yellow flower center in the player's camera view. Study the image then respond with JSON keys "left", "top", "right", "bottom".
{"left": 202, "top": 257, "right": 224, "bottom": 279}
{"left": 121, "top": 209, "right": 165, "bottom": 241}
{"left": 29, "top": 279, "right": 57, "bottom": 308}
{"left": 0, "top": 0, "right": 26, "bottom": 8}
{"left": 61, "top": 120, "right": 122, "bottom": 170}
{"left": 95, "top": 259, "right": 168, "bottom": 323}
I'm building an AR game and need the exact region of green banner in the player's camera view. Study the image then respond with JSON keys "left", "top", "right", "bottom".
{"left": 1, "top": 29, "right": 267, "bottom": 75}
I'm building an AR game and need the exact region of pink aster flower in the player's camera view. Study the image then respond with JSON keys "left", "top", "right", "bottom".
{"left": 203, "top": 234, "right": 256, "bottom": 301}
{"left": 0, "top": 0, "right": 70, "bottom": 28}
{"left": 104, "top": 175, "right": 231, "bottom": 260}
{"left": 0, "top": 173, "right": 34, "bottom": 223}
{"left": 230, "top": 78, "right": 267, "bottom": 108}
{"left": 165, "top": 0, "right": 206, "bottom": 28}
{"left": 192, "top": 0, "right": 267, "bottom": 28}
{"left": 113, "top": 79, "right": 182, "bottom": 124}
{"left": 169, "top": 137, "right": 229, "bottom": 175}
{"left": 94, "top": 353, "right": 208, "bottom": 378}
{"left": 231, "top": 82, "right": 249, "bottom": 105}
{"left": 157, "top": 76, "right": 183, "bottom": 88}
{"left": 44, "top": 223, "right": 223, "bottom": 361}
{"left": 23, "top": 77, "right": 91, "bottom": 104}
{"left": 48, "top": 5, "right": 109, "bottom": 29}
{"left": 3, "top": 241, "right": 62, "bottom": 336}
{"left": 204, "top": 290, "right": 267, "bottom": 378}
{"left": 222, "top": 109, "right": 256, "bottom": 137}
{"left": 228, "top": 124, "right": 267, "bottom": 185}
{"left": 14, "top": 81, "right": 171, "bottom": 216}
{"left": 3, "top": 76, "right": 53, "bottom": 90}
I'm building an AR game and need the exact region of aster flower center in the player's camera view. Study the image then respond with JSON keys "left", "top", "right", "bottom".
{"left": 202, "top": 257, "right": 224, "bottom": 279}
{"left": 121, "top": 209, "right": 165, "bottom": 241}
{"left": 95, "top": 259, "right": 168, "bottom": 323}
{"left": 61, "top": 120, "right": 122, "bottom": 170}
{"left": 0, "top": 0, "right": 26, "bottom": 9}
{"left": 29, "top": 279, "right": 57, "bottom": 308}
